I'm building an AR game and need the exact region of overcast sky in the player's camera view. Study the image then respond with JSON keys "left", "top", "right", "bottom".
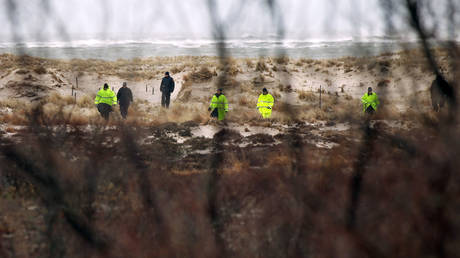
{"left": 0, "top": 0, "right": 457, "bottom": 41}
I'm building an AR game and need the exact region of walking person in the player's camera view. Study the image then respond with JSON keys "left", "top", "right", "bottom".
{"left": 208, "top": 88, "right": 228, "bottom": 121}
{"left": 160, "top": 72, "right": 175, "bottom": 108}
{"left": 117, "top": 82, "right": 133, "bottom": 119}
{"left": 257, "top": 88, "right": 274, "bottom": 118}
{"left": 361, "top": 87, "right": 379, "bottom": 115}
{"left": 95, "top": 83, "right": 117, "bottom": 121}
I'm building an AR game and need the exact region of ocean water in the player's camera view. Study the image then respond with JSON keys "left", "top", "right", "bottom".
{"left": 0, "top": 37, "right": 436, "bottom": 61}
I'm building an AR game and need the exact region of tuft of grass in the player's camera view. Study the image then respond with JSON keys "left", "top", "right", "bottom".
{"left": 245, "top": 58, "right": 254, "bottom": 68}
{"left": 76, "top": 95, "right": 95, "bottom": 108}
{"left": 298, "top": 90, "right": 317, "bottom": 102}
{"left": 15, "top": 69, "right": 29, "bottom": 75}
{"left": 238, "top": 96, "right": 255, "bottom": 107}
{"left": 178, "top": 90, "right": 192, "bottom": 102}
{"left": 45, "top": 93, "right": 75, "bottom": 106}
{"left": 252, "top": 75, "right": 265, "bottom": 86}
{"left": 273, "top": 56, "right": 289, "bottom": 65}
{"left": 34, "top": 66, "right": 47, "bottom": 74}
{"left": 0, "top": 99, "right": 26, "bottom": 109}
{"left": 216, "top": 76, "right": 241, "bottom": 89}
{"left": 218, "top": 58, "right": 240, "bottom": 76}
{"left": 256, "top": 59, "right": 268, "bottom": 72}
{"left": 170, "top": 65, "right": 183, "bottom": 74}
{"left": 185, "top": 67, "right": 215, "bottom": 83}
{"left": 377, "top": 79, "right": 390, "bottom": 87}
{"left": 326, "top": 61, "right": 336, "bottom": 67}
{"left": 272, "top": 91, "right": 281, "bottom": 99}
{"left": 267, "top": 153, "right": 291, "bottom": 167}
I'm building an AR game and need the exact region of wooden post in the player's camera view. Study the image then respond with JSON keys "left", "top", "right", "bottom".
{"left": 319, "top": 85, "right": 322, "bottom": 109}
{"left": 74, "top": 92, "right": 77, "bottom": 102}
{"left": 152, "top": 86, "right": 154, "bottom": 95}
{"left": 146, "top": 85, "right": 148, "bottom": 92}
{"left": 76, "top": 76, "right": 78, "bottom": 88}
{"left": 71, "top": 87, "right": 74, "bottom": 96}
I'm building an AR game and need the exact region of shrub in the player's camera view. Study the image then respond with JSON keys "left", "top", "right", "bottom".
{"left": 252, "top": 75, "right": 265, "bottom": 85}
{"left": 274, "top": 56, "right": 289, "bottom": 65}
{"left": 245, "top": 58, "right": 254, "bottom": 68}
{"left": 239, "top": 96, "right": 251, "bottom": 107}
{"left": 34, "top": 66, "right": 47, "bottom": 74}
{"left": 15, "top": 69, "right": 29, "bottom": 74}
{"left": 170, "top": 66, "right": 182, "bottom": 74}
{"left": 256, "top": 59, "right": 268, "bottom": 72}
{"left": 77, "top": 95, "right": 95, "bottom": 108}
{"left": 377, "top": 79, "right": 390, "bottom": 87}
{"left": 298, "top": 90, "right": 317, "bottom": 102}
{"left": 186, "top": 67, "right": 215, "bottom": 83}
{"left": 272, "top": 91, "right": 281, "bottom": 99}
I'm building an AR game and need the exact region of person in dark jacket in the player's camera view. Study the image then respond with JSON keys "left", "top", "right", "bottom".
{"left": 160, "top": 72, "right": 175, "bottom": 108}
{"left": 116, "top": 82, "right": 133, "bottom": 119}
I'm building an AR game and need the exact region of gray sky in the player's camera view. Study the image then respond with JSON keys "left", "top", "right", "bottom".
{"left": 0, "top": 0, "right": 457, "bottom": 41}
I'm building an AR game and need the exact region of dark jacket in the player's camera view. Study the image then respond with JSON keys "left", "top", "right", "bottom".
{"left": 160, "top": 76, "right": 175, "bottom": 94}
{"left": 117, "top": 87, "right": 133, "bottom": 106}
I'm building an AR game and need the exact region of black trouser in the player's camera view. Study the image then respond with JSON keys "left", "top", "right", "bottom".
{"left": 161, "top": 92, "right": 171, "bottom": 108}
{"left": 365, "top": 106, "right": 375, "bottom": 115}
{"left": 97, "top": 103, "right": 112, "bottom": 121}
{"left": 119, "top": 103, "right": 129, "bottom": 119}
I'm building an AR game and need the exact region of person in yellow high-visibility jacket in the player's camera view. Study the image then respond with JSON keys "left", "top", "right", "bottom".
{"left": 208, "top": 88, "right": 228, "bottom": 120}
{"left": 361, "top": 87, "right": 379, "bottom": 114}
{"left": 95, "top": 83, "right": 117, "bottom": 121}
{"left": 257, "top": 88, "right": 274, "bottom": 118}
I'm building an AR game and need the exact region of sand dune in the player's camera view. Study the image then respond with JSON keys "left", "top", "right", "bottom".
{"left": 0, "top": 48, "right": 452, "bottom": 125}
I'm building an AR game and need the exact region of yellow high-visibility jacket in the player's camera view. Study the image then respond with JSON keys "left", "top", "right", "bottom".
{"left": 95, "top": 87, "right": 117, "bottom": 105}
{"left": 257, "top": 93, "right": 274, "bottom": 118}
{"left": 209, "top": 94, "right": 228, "bottom": 120}
{"left": 361, "top": 92, "right": 379, "bottom": 112}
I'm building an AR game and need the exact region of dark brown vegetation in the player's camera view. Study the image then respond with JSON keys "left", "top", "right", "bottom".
{"left": 185, "top": 67, "right": 216, "bottom": 83}
{"left": 1, "top": 106, "right": 460, "bottom": 257}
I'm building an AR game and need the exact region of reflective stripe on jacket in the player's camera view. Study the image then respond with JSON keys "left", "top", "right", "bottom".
{"left": 209, "top": 94, "right": 228, "bottom": 111}
{"left": 257, "top": 94, "right": 274, "bottom": 109}
{"left": 361, "top": 92, "right": 379, "bottom": 112}
{"left": 95, "top": 88, "right": 117, "bottom": 105}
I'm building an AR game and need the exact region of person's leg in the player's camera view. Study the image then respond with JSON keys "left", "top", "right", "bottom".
{"left": 124, "top": 104, "right": 129, "bottom": 118}
{"left": 218, "top": 108, "right": 225, "bottom": 120}
{"left": 263, "top": 110, "right": 271, "bottom": 118}
{"left": 104, "top": 104, "right": 113, "bottom": 121}
{"left": 165, "top": 93, "right": 171, "bottom": 108}
{"left": 161, "top": 93, "right": 166, "bottom": 107}
{"left": 120, "top": 104, "right": 128, "bottom": 119}
{"left": 365, "top": 106, "right": 375, "bottom": 115}
{"left": 103, "top": 111, "right": 109, "bottom": 121}
{"left": 97, "top": 104, "right": 104, "bottom": 118}
{"left": 119, "top": 105, "right": 124, "bottom": 119}
{"left": 98, "top": 103, "right": 108, "bottom": 120}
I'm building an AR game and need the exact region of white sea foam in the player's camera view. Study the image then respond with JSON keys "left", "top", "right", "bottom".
{"left": 0, "top": 36, "right": 419, "bottom": 49}
{"left": 0, "top": 36, "right": 450, "bottom": 60}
